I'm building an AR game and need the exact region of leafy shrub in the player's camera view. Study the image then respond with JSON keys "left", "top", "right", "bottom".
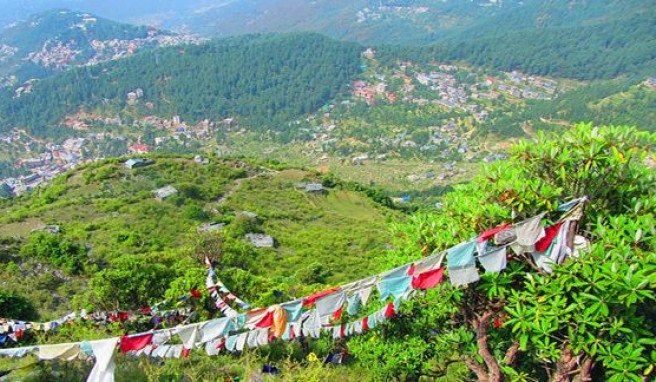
{"left": 19, "top": 232, "right": 87, "bottom": 274}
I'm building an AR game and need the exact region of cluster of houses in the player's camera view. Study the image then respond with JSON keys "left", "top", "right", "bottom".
{"left": 0, "top": 111, "right": 233, "bottom": 198}
{"left": 296, "top": 58, "right": 558, "bottom": 166}
{"left": 406, "top": 162, "right": 461, "bottom": 183}
{"left": 351, "top": 62, "right": 558, "bottom": 116}
{"left": 65, "top": 111, "right": 234, "bottom": 144}
{"left": 0, "top": 132, "right": 102, "bottom": 196}
{"left": 22, "top": 12, "right": 203, "bottom": 71}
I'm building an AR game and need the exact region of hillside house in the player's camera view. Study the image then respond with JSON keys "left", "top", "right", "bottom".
{"left": 194, "top": 155, "right": 210, "bottom": 165}
{"left": 237, "top": 211, "right": 258, "bottom": 219}
{"left": 153, "top": 185, "right": 178, "bottom": 200}
{"left": 305, "top": 183, "right": 324, "bottom": 193}
{"left": 33, "top": 225, "right": 61, "bottom": 234}
{"left": 124, "top": 158, "right": 152, "bottom": 169}
{"left": 245, "top": 233, "right": 274, "bottom": 248}
{"left": 129, "top": 144, "right": 150, "bottom": 154}
{"left": 197, "top": 222, "right": 225, "bottom": 233}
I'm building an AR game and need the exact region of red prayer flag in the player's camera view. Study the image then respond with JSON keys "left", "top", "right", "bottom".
{"left": 411, "top": 268, "right": 444, "bottom": 290}
{"left": 120, "top": 333, "right": 153, "bottom": 353}
{"left": 385, "top": 303, "right": 395, "bottom": 318}
{"left": 183, "top": 348, "right": 191, "bottom": 358}
{"left": 535, "top": 222, "right": 563, "bottom": 252}
{"left": 117, "top": 311, "right": 129, "bottom": 321}
{"left": 478, "top": 223, "right": 511, "bottom": 243}
{"left": 332, "top": 306, "right": 344, "bottom": 321}
{"left": 255, "top": 311, "right": 274, "bottom": 329}
{"left": 190, "top": 289, "right": 202, "bottom": 298}
{"left": 303, "top": 287, "right": 341, "bottom": 307}
{"left": 407, "top": 265, "right": 416, "bottom": 276}
{"left": 339, "top": 324, "right": 345, "bottom": 338}
{"left": 362, "top": 317, "right": 369, "bottom": 331}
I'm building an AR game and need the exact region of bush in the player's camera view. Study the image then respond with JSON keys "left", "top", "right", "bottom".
{"left": 19, "top": 232, "right": 87, "bottom": 274}
{"left": 0, "top": 290, "right": 38, "bottom": 320}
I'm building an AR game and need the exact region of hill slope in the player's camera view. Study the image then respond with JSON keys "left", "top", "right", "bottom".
{"left": 0, "top": 32, "right": 362, "bottom": 137}
{"left": 0, "top": 8, "right": 202, "bottom": 89}
{"left": 439, "top": 7, "right": 656, "bottom": 80}
{"left": 0, "top": 155, "right": 397, "bottom": 318}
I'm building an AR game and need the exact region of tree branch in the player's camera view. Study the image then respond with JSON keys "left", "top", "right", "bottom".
{"left": 572, "top": 357, "right": 594, "bottom": 382}
{"left": 475, "top": 310, "right": 503, "bottom": 382}
{"left": 504, "top": 341, "right": 521, "bottom": 367}
{"left": 464, "top": 356, "right": 489, "bottom": 382}
{"left": 551, "top": 348, "right": 580, "bottom": 382}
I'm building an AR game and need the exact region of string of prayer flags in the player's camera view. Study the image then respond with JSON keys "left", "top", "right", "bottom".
{"left": 510, "top": 212, "right": 547, "bottom": 254}
{"left": 477, "top": 245, "right": 507, "bottom": 273}
{"left": 0, "top": 200, "right": 589, "bottom": 382}
{"left": 377, "top": 276, "right": 412, "bottom": 301}
{"left": 120, "top": 333, "right": 153, "bottom": 354}
{"left": 205, "top": 263, "right": 253, "bottom": 317}
{"left": 447, "top": 240, "right": 480, "bottom": 287}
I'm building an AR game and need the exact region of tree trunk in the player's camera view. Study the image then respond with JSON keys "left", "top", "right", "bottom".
{"left": 551, "top": 348, "right": 579, "bottom": 382}
{"left": 465, "top": 357, "right": 489, "bottom": 382}
{"left": 572, "top": 357, "right": 594, "bottom": 382}
{"left": 475, "top": 311, "right": 503, "bottom": 382}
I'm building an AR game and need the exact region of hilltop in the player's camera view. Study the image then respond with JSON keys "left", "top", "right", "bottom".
{"left": 0, "top": 155, "right": 398, "bottom": 318}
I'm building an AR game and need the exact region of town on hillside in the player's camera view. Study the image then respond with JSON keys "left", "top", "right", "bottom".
{"left": 0, "top": 49, "right": 620, "bottom": 198}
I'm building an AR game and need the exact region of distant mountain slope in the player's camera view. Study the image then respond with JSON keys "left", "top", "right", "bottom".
{"left": 183, "top": 0, "right": 521, "bottom": 44}
{"left": 439, "top": 7, "right": 656, "bottom": 80}
{"left": 0, "top": 33, "right": 362, "bottom": 137}
{"left": 372, "top": 5, "right": 655, "bottom": 81}
{"left": 0, "top": 9, "right": 197, "bottom": 86}
{"left": 450, "top": 0, "right": 652, "bottom": 40}
{"left": 1, "top": 0, "right": 653, "bottom": 46}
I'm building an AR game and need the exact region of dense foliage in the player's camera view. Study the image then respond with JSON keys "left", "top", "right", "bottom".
{"left": 0, "top": 290, "right": 37, "bottom": 321}
{"left": 350, "top": 123, "right": 655, "bottom": 381}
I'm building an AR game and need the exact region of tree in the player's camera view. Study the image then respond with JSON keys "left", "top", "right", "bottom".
{"left": 351, "top": 123, "right": 655, "bottom": 381}
{"left": 19, "top": 232, "right": 87, "bottom": 275}
{"left": 0, "top": 290, "right": 38, "bottom": 321}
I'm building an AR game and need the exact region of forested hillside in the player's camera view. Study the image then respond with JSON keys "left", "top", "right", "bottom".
{"left": 440, "top": 8, "right": 656, "bottom": 80}
{"left": 0, "top": 33, "right": 362, "bottom": 137}
{"left": 374, "top": 7, "right": 656, "bottom": 81}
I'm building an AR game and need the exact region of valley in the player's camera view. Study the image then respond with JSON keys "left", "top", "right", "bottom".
{"left": 0, "top": 2, "right": 654, "bottom": 381}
